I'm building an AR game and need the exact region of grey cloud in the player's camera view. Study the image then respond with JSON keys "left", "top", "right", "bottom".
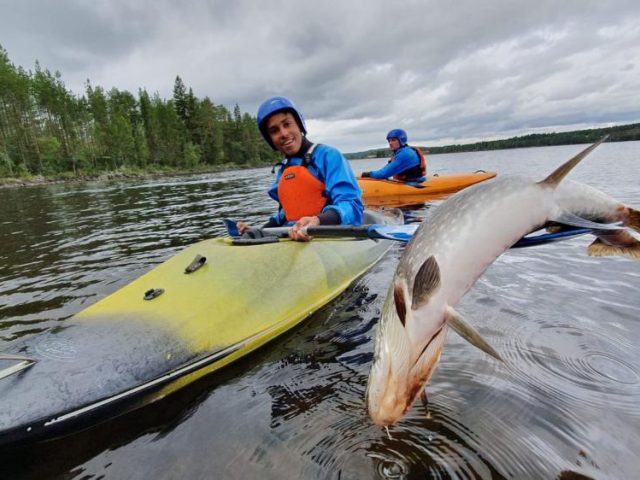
{"left": 1, "top": 0, "right": 639, "bottom": 152}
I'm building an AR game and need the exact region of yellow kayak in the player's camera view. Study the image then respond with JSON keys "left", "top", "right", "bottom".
{"left": 0, "top": 209, "right": 402, "bottom": 446}
{"left": 358, "top": 171, "right": 497, "bottom": 206}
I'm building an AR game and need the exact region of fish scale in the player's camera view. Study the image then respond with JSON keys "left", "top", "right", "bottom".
{"left": 406, "top": 177, "right": 553, "bottom": 305}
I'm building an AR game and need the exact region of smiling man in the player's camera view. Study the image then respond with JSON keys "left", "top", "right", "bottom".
{"left": 240, "top": 96, "right": 363, "bottom": 241}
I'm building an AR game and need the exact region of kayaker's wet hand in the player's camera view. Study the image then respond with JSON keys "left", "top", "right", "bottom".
{"left": 361, "top": 171, "right": 371, "bottom": 178}
{"left": 237, "top": 222, "right": 249, "bottom": 234}
{"left": 289, "top": 216, "right": 320, "bottom": 242}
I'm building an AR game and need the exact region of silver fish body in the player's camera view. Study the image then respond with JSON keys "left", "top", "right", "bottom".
{"left": 555, "top": 180, "right": 640, "bottom": 255}
{"left": 367, "top": 176, "right": 554, "bottom": 426}
{"left": 404, "top": 176, "right": 555, "bottom": 306}
{"left": 366, "top": 138, "right": 638, "bottom": 426}
{"left": 555, "top": 180, "right": 639, "bottom": 228}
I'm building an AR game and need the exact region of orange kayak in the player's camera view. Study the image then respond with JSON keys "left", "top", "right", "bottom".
{"left": 358, "top": 171, "right": 497, "bottom": 206}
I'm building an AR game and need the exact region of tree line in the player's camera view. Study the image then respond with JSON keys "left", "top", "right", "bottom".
{"left": 345, "top": 123, "right": 640, "bottom": 159}
{"left": 0, "top": 46, "right": 279, "bottom": 179}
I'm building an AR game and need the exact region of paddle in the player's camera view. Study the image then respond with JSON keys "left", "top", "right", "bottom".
{"left": 223, "top": 219, "right": 595, "bottom": 247}
{"left": 510, "top": 228, "right": 592, "bottom": 248}
{"left": 263, "top": 224, "right": 417, "bottom": 242}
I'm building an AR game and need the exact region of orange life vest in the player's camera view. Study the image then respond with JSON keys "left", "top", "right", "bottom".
{"left": 392, "top": 146, "right": 427, "bottom": 181}
{"left": 277, "top": 145, "right": 327, "bottom": 221}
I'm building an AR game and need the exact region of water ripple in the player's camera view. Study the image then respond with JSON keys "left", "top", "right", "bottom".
{"left": 2, "top": 145, "right": 640, "bottom": 479}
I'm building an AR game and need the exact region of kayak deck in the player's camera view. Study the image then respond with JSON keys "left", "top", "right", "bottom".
{"left": 0, "top": 209, "right": 401, "bottom": 446}
{"left": 358, "top": 171, "right": 497, "bottom": 206}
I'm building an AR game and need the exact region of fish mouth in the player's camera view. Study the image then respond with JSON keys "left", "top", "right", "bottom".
{"left": 368, "top": 323, "right": 448, "bottom": 426}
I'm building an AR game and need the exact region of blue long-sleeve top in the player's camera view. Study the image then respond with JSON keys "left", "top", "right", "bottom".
{"left": 368, "top": 145, "right": 423, "bottom": 180}
{"left": 267, "top": 143, "right": 364, "bottom": 226}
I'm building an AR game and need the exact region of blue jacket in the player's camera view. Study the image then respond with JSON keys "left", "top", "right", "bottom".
{"left": 368, "top": 146, "right": 424, "bottom": 181}
{"left": 268, "top": 144, "right": 364, "bottom": 226}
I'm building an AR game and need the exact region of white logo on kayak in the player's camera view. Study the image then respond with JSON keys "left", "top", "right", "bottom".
{"left": 35, "top": 339, "right": 77, "bottom": 361}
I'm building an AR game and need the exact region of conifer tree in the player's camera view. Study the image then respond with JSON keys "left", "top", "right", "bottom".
{"left": 0, "top": 47, "right": 282, "bottom": 178}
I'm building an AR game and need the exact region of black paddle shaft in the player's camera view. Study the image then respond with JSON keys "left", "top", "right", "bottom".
{"left": 304, "top": 225, "right": 373, "bottom": 238}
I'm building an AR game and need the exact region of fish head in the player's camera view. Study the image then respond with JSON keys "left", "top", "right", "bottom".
{"left": 367, "top": 256, "right": 449, "bottom": 426}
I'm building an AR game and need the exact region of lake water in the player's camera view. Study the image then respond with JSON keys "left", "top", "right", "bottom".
{"left": 1, "top": 142, "right": 639, "bottom": 479}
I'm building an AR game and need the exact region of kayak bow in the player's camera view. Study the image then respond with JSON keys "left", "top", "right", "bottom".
{"left": 0, "top": 209, "right": 402, "bottom": 446}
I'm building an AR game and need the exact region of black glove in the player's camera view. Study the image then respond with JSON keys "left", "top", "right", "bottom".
{"left": 361, "top": 171, "right": 371, "bottom": 178}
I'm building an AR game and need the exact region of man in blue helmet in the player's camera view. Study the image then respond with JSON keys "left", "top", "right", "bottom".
{"left": 361, "top": 129, "right": 427, "bottom": 182}
{"left": 238, "top": 96, "right": 363, "bottom": 241}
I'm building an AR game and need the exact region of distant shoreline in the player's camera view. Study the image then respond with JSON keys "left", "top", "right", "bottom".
{"left": 3, "top": 127, "right": 639, "bottom": 188}
{"left": 344, "top": 123, "right": 640, "bottom": 159}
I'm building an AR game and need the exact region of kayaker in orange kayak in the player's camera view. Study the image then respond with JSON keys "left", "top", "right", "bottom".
{"left": 238, "top": 96, "right": 363, "bottom": 242}
{"left": 361, "top": 129, "right": 427, "bottom": 183}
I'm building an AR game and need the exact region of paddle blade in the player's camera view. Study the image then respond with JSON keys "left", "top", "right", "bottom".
{"left": 511, "top": 228, "right": 592, "bottom": 248}
{"left": 369, "top": 224, "right": 419, "bottom": 242}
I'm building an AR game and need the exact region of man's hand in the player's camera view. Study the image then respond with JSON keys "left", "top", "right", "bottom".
{"left": 288, "top": 216, "right": 320, "bottom": 242}
{"left": 361, "top": 171, "right": 371, "bottom": 178}
{"left": 237, "top": 222, "right": 250, "bottom": 234}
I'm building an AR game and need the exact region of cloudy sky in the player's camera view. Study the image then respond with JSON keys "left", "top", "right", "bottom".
{"left": 1, "top": 0, "right": 639, "bottom": 152}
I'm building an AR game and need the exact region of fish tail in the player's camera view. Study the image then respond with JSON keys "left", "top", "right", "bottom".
{"left": 587, "top": 238, "right": 640, "bottom": 261}
{"left": 626, "top": 207, "right": 640, "bottom": 234}
{"left": 539, "top": 135, "right": 608, "bottom": 187}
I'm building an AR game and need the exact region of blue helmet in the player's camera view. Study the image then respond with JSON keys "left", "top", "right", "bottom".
{"left": 256, "top": 96, "right": 307, "bottom": 150}
{"left": 386, "top": 128, "right": 408, "bottom": 147}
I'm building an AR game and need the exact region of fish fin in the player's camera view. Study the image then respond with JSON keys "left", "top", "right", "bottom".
{"left": 445, "top": 306, "right": 503, "bottom": 362}
{"left": 551, "top": 212, "right": 622, "bottom": 231}
{"left": 628, "top": 207, "right": 640, "bottom": 235}
{"left": 539, "top": 135, "right": 608, "bottom": 187}
{"left": 592, "top": 229, "right": 639, "bottom": 247}
{"left": 394, "top": 281, "right": 407, "bottom": 326}
{"left": 411, "top": 255, "right": 441, "bottom": 310}
{"left": 587, "top": 238, "right": 640, "bottom": 261}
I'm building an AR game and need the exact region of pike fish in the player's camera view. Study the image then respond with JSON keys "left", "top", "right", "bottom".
{"left": 366, "top": 137, "right": 640, "bottom": 426}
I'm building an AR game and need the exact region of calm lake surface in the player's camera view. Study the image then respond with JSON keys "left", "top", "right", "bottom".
{"left": 1, "top": 142, "right": 639, "bottom": 479}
